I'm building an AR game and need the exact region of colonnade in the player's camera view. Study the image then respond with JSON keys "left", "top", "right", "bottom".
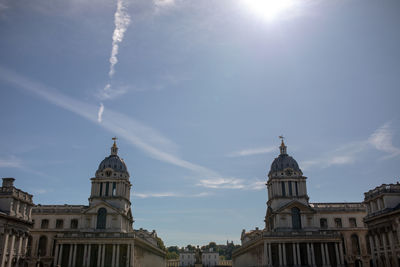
{"left": 369, "top": 227, "right": 400, "bottom": 267}
{"left": 53, "top": 242, "right": 134, "bottom": 267}
{"left": 262, "top": 241, "right": 345, "bottom": 267}
{"left": 0, "top": 230, "right": 29, "bottom": 267}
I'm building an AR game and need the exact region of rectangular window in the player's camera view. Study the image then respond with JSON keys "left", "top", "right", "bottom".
{"left": 105, "top": 182, "right": 109, "bottom": 196}
{"left": 281, "top": 182, "right": 286, "bottom": 196}
{"left": 320, "top": 218, "right": 328, "bottom": 229}
{"left": 295, "top": 182, "right": 299, "bottom": 196}
{"left": 70, "top": 219, "right": 78, "bottom": 229}
{"left": 334, "top": 218, "right": 342, "bottom": 228}
{"left": 56, "top": 219, "right": 64, "bottom": 229}
{"left": 41, "top": 219, "right": 49, "bottom": 229}
{"left": 100, "top": 183, "right": 103, "bottom": 196}
{"left": 288, "top": 181, "right": 292, "bottom": 196}
{"left": 349, "top": 218, "right": 357, "bottom": 228}
{"left": 112, "top": 182, "right": 116, "bottom": 196}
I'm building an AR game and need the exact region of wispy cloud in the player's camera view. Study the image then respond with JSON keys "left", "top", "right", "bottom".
{"left": 300, "top": 122, "right": 400, "bottom": 170}
{"left": 0, "top": 66, "right": 217, "bottom": 177}
{"left": 108, "top": 0, "right": 130, "bottom": 78}
{"left": 227, "top": 146, "right": 275, "bottom": 157}
{"left": 196, "top": 177, "right": 265, "bottom": 190}
{"left": 368, "top": 122, "right": 400, "bottom": 159}
{"left": 97, "top": 102, "right": 104, "bottom": 123}
{"left": 0, "top": 156, "right": 23, "bottom": 168}
{"left": 134, "top": 191, "right": 209, "bottom": 199}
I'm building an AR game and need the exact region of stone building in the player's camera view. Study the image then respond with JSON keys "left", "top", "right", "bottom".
{"left": 233, "top": 140, "right": 370, "bottom": 267}
{"left": 179, "top": 248, "right": 219, "bottom": 267}
{"left": 28, "top": 140, "right": 166, "bottom": 267}
{"left": 364, "top": 182, "right": 400, "bottom": 267}
{"left": 0, "top": 178, "right": 34, "bottom": 267}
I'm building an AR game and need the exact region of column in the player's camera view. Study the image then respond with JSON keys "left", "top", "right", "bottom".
{"left": 278, "top": 243, "right": 283, "bottom": 266}
{"left": 58, "top": 244, "right": 64, "bottom": 266}
{"left": 22, "top": 236, "right": 28, "bottom": 256}
{"left": 1, "top": 233, "right": 9, "bottom": 267}
{"left": 334, "top": 243, "right": 340, "bottom": 267}
{"left": 68, "top": 244, "right": 74, "bottom": 267}
{"left": 127, "top": 244, "right": 131, "bottom": 267}
{"left": 87, "top": 244, "right": 92, "bottom": 267}
{"left": 311, "top": 243, "right": 316, "bottom": 266}
{"left": 324, "top": 243, "right": 330, "bottom": 266}
{"left": 54, "top": 244, "right": 60, "bottom": 267}
{"left": 101, "top": 244, "right": 105, "bottom": 267}
{"left": 112, "top": 244, "right": 116, "bottom": 266}
{"left": 388, "top": 231, "right": 399, "bottom": 267}
{"left": 369, "top": 235, "right": 377, "bottom": 267}
{"left": 97, "top": 245, "right": 102, "bottom": 267}
{"left": 7, "top": 234, "right": 16, "bottom": 267}
{"left": 16, "top": 235, "right": 22, "bottom": 260}
{"left": 321, "top": 243, "right": 326, "bottom": 266}
{"left": 338, "top": 242, "right": 344, "bottom": 265}
{"left": 72, "top": 244, "right": 77, "bottom": 267}
{"left": 268, "top": 243, "right": 272, "bottom": 266}
{"left": 306, "top": 243, "right": 311, "bottom": 266}
{"left": 382, "top": 232, "right": 390, "bottom": 265}
{"left": 296, "top": 243, "right": 301, "bottom": 265}
{"left": 293, "top": 243, "right": 298, "bottom": 265}
{"left": 263, "top": 241, "right": 268, "bottom": 266}
{"left": 282, "top": 243, "right": 287, "bottom": 266}
{"left": 130, "top": 243, "right": 135, "bottom": 267}
{"left": 116, "top": 244, "right": 120, "bottom": 267}
{"left": 83, "top": 244, "right": 87, "bottom": 267}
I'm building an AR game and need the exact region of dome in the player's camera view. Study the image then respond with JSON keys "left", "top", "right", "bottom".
{"left": 97, "top": 155, "right": 128, "bottom": 173}
{"left": 95, "top": 139, "right": 130, "bottom": 178}
{"left": 268, "top": 140, "right": 302, "bottom": 176}
{"left": 268, "top": 154, "right": 301, "bottom": 175}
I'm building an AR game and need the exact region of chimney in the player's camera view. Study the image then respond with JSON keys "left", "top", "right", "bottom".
{"left": 2, "top": 178, "right": 15, "bottom": 188}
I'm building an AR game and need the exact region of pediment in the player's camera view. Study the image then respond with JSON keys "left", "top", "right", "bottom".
{"left": 275, "top": 200, "right": 315, "bottom": 213}
{"left": 83, "top": 201, "right": 122, "bottom": 215}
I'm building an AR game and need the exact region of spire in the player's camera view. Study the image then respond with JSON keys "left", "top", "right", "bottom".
{"left": 111, "top": 137, "right": 118, "bottom": 155}
{"left": 279, "top": 135, "right": 287, "bottom": 155}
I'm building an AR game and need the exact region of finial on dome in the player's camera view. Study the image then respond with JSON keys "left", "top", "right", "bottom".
{"left": 279, "top": 135, "right": 287, "bottom": 155}
{"left": 111, "top": 137, "right": 118, "bottom": 155}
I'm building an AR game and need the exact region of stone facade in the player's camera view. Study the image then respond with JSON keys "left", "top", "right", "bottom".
{"left": 27, "top": 140, "right": 166, "bottom": 267}
{"left": 364, "top": 183, "right": 400, "bottom": 267}
{"left": 0, "top": 178, "right": 34, "bottom": 267}
{"left": 179, "top": 249, "right": 219, "bottom": 267}
{"left": 233, "top": 140, "right": 370, "bottom": 267}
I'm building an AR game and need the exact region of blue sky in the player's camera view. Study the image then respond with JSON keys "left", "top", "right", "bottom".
{"left": 0, "top": 0, "right": 400, "bottom": 247}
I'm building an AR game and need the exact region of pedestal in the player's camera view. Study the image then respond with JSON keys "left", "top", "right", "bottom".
{"left": 195, "top": 264, "right": 202, "bottom": 267}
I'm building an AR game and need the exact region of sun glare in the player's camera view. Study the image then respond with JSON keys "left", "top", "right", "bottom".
{"left": 241, "top": 0, "right": 295, "bottom": 21}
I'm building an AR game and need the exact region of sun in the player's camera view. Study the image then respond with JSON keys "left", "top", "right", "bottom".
{"left": 241, "top": 0, "right": 295, "bottom": 21}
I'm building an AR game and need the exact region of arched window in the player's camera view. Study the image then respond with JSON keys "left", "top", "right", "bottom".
{"left": 291, "top": 207, "right": 301, "bottom": 229}
{"left": 351, "top": 234, "right": 361, "bottom": 255}
{"left": 97, "top": 208, "right": 107, "bottom": 229}
{"left": 38, "top": 235, "right": 47, "bottom": 256}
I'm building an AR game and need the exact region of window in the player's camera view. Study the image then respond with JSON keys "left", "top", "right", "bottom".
{"left": 41, "top": 219, "right": 49, "bottom": 229}
{"left": 349, "top": 218, "right": 357, "bottom": 227}
{"left": 105, "top": 182, "right": 109, "bottom": 196}
{"left": 351, "top": 234, "right": 361, "bottom": 255}
{"left": 97, "top": 208, "right": 107, "bottom": 229}
{"left": 288, "top": 181, "right": 293, "bottom": 196}
{"left": 281, "top": 182, "right": 286, "bottom": 196}
{"left": 56, "top": 219, "right": 64, "bottom": 229}
{"left": 291, "top": 207, "right": 301, "bottom": 229}
{"left": 334, "top": 218, "right": 342, "bottom": 228}
{"left": 320, "top": 218, "right": 328, "bottom": 229}
{"left": 112, "top": 182, "right": 116, "bottom": 196}
{"left": 38, "top": 236, "right": 47, "bottom": 256}
{"left": 100, "top": 183, "right": 103, "bottom": 196}
{"left": 70, "top": 219, "right": 78, "bottom": 229}
{"left": 295, "top": 182, "right": 299, "bottom": 196}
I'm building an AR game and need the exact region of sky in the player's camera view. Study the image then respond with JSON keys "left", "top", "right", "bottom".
{"left": 0, "top": 0, "right": 400, "bottom": 247}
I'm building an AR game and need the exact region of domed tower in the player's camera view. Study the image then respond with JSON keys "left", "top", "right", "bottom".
{"left": 265, "top": 138, "right": 309, "bottom": 229}
{"left": 89, "top": 138, "right": 132, "bottom": 214}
